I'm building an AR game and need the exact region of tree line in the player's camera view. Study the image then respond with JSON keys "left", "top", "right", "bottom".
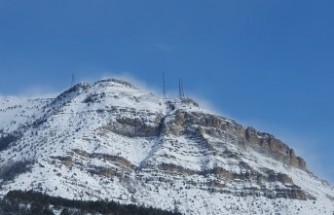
{"left": 0, "top": 190, "right": 182, "bottom": 215}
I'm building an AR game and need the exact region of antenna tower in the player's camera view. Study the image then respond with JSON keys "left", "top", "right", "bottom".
{"left": 179, "top": 79, "right": 185, "bottom": 100}
{"left": 162, "top": 72, "right": 166, "bottom": 98}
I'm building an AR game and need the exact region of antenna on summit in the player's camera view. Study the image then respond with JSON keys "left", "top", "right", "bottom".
{"left": 71, "top": 73, "right": 76, "bottom": 87}
{"left": 181, "top": 79, "right": 185, "bottom": 98}
{"left": 162, "top": 72, "right": 166, "bottom": 98}
{"left": 178, "top": 79, "right": 182, "bottom": 100}
{"left": 179, "top": 78, "right": 185, "bottom": 100}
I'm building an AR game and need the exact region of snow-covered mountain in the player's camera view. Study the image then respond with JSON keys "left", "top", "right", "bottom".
{"left": 0, "top": 78, "right": 333, "bottom": 214}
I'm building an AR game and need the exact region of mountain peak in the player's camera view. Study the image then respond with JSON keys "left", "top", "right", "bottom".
{"left": 0, "top": 78, "right": 333, "bottom": 215}
{"left": 94, "top": 78, "right": 137, "bottom": 89}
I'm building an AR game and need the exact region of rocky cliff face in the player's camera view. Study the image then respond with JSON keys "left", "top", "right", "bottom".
{"left": 163, "top": 108, "right": 307, "bottom": 170}
{"left": 0, "top": 78, "right": 333, "bottom": 215}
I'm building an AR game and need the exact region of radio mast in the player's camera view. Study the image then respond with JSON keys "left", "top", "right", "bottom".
{"left": 71, "top": 74, "right": 76, "bottom": 87}
{"left": 179, "top": 78, "right": 185, "bottom": 100}
{"left": 162, "top": 72, "right": 166, "bottom": 98}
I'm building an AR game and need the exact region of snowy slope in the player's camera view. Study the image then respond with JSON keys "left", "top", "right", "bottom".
{"left": 0, "top": 78, "right": 333, "bottom": 215}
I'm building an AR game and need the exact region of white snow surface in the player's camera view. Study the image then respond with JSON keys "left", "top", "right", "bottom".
{"left": 0, "top": 78, "right": 333, "bottom": 215}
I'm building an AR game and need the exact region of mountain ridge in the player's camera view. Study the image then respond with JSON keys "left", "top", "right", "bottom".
{"left": 0, "top": 78, "right": 333, "bottom": 214}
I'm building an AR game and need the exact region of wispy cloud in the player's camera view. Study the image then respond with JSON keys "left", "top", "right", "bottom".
{"left": 80, "top": 70, "right": 164, "bottom": 97}
{"left": 155, "top": 43, "right": 175, "bottom": 53}
{"left": 0, "top": 85, "right": 61, "bottom": 99}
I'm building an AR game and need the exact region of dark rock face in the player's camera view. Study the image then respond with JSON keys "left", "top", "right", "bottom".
{"left": 83, "top": 92, "right": 106, "bottom": 103}
{"left": 244, "top": 127, "right": 306, "bottom": 170}
{"left": 164, "top": 110, "right": 307, "bottom": 170}
{"left": 266, "top": 171, "right": 293, "bottom": 184}
{"left": 94, "top": 79, "right": 136, "bottom": 89}
{"left": 68, "top": 149, "right": 136, "bottom": 179}
{"left": 154, "top": 163, "right": 307, "bottom": 200}
{"left": 104, "top": 114, "right": 164, "bottom": 138}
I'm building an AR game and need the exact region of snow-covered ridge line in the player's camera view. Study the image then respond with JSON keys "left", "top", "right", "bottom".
{"left": 0, "top": 77, "right": 333, "bottom": 215}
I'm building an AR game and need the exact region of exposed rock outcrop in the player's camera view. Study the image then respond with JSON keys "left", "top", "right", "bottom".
{"left": 163, "top": 110, "right": 307, "bottom": 170}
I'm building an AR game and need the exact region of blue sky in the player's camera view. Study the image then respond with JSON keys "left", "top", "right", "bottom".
{"left": 0, "top": 0, "right": 334, "bottom": 183}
